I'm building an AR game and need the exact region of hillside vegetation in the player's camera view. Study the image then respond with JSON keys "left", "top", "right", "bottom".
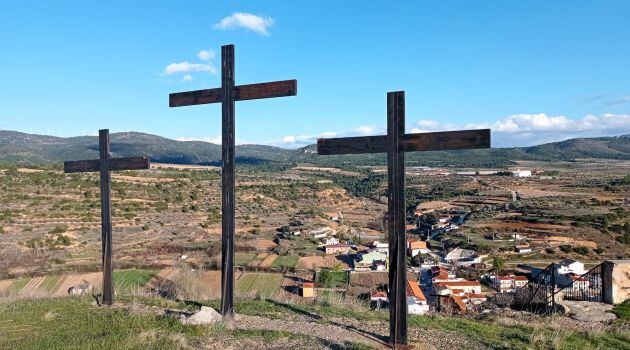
{"left": 1, "top": 130, "right": 629, "bottom": 167}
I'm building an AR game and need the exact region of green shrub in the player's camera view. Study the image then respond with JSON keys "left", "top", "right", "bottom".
{"left": 49, "top": 225, "right": 68, "bottom": 234}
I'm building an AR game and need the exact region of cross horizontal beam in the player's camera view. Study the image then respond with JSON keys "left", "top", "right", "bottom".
{"left": 316, "top": 129, "right": 490, "bottom": 155}
{"left": 64, "top": 156, "right": 151, "bottom": 173}
{"left": 169, "top": 79, "right": 297, "bottom": 107}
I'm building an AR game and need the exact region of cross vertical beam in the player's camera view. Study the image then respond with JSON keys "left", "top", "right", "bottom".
{"left": 99, "top": 129, "right": 114, "bottom": 306}
{"left": 168, "top": 44, "right": 297, "bottom": 317}
{"left": 221, "top": 45, "right": 236, "bottom": 317}
{"left": 316, "top": 93, "right": 490, "bottom": 347}
{"left": 387, "top": 91, "right": 407, "bottom": 345}
{"left": 64, "top": 129, "right": 150, "bottom": 306}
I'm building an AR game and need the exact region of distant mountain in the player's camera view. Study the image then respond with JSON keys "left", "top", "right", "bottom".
{"left": 1, "top": 130, "right": 628, "bottom": 167}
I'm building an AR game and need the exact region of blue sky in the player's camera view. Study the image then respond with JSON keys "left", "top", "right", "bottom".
{"left": 1, "top": 1, "right": 629, "bottom": 147}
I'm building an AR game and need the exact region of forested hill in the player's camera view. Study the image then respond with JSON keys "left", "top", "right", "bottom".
{"left": 0, "top": 130, "right": 628, "bottom": 167}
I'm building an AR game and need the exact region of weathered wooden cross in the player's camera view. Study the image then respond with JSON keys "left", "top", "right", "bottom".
{"left": 64, "top": 129, "right": 150, "bottom": 305}
{"left": 317, "top": 91, "right": 490, "bottom": 346}
{"left": 169, "top": 44, "right": 297, "bottom": 316}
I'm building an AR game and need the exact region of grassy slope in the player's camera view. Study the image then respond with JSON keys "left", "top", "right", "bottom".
{"left": 2, "top": 296, "right": 628, "bottom": 350}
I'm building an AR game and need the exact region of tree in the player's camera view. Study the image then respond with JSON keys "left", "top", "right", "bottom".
{"left": 492, "top": 256, "right": 505, "bottom": 274}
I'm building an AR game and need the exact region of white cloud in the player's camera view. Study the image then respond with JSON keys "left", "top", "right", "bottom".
{"left": 354, "top": 125, "right": 377, "bottom": 135}
{"left": 197, "top": 49, "right": 215, "bottom": 61}
{"left": 413, "top": 113, "right": 630, "bottom": 147}
{"left": 181, "top": 74, "right": 193, "bottom": 82}
{"left": 268, "top": 113, "right": 630, "bottom": 149}
{"left": 214, "top": 12, "right": 274, "bottom": 36}
{"left": 164, "top": 61, "right": 216, "bottom": 75}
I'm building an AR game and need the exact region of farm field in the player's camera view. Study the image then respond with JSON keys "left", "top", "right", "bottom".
{"left": 235, "top": 273, "right": 284, "bottom": 298}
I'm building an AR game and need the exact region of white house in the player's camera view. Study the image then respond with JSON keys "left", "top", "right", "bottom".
{"left": 408, "top": 240, "right": 429, "bottom": 257}
{"left": 515, "top": 245, "right": 532, "bottom": 254}
{"left": 513, "top": 170, "right": 532, "bottom": 177}
{"left": 407, "top": 281, "right": 429, "bottom": 315}
{"left": 324, "top": 237, "right": 339, "bottom": 246}
{"left": 556, "top": 259, "right": 585, "bottom": 275}
{"left": 370, "top": 241, "right": 389, "bottom": 254}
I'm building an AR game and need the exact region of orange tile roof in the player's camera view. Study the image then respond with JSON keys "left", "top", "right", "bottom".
{"left": 409, "top": 240, "right": 427, "bottom": 250}
{"left": 450, "top": 296, "right": 467, "bottom": 313}
{"left": 303, "top": 282, "right": 314, "bottom": 288}
{"left": 465, "top": 293, "right": 486, "bottom": 299}
{"left": 439, "top": 280, "right": 481, "bottom": 287}
{"left": 406, "top": 281, "right": 426, "bottom": 302}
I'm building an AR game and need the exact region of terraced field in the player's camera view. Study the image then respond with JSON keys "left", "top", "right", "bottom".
{"left": 235, "top": 273, "right": 284, "bottom": 298}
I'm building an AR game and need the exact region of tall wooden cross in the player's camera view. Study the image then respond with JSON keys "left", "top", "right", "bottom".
{"left": 64, "top": 129, "right": 150, "bottom": 305}
{"left": 318, "top": 91, "right": 490, "bottom": 346}
{"left": 169, "top": 44, "right": 297, "bottom": 317}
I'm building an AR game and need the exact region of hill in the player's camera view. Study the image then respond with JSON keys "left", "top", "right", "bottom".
{"left": 1, "top": 130, "right": 629, "bottom": 167}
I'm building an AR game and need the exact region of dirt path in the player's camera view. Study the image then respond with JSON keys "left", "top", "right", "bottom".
{"left": 258, "top": 254, "right": 278, "bottom": 268}
{"left": 233, "top": 314, "right": 388, "bottom": 349}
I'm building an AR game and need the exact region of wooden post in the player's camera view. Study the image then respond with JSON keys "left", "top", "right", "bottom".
{"left": 64, "top": 129, "right": 150, "bottom": 306}
{"left": 221, "top": 45, "right": 236, "bottom": 317}
{"left": 99, "top": 130, "right": 114, "bottom": 306}
{"left": 316, "top": 94, "right": 491, "bottom": 346}
{"left": 169, "top": 44, "right": 297, "bottom": 317}
{"left": 387, "top": 91, "right": 407, "bottom": 345}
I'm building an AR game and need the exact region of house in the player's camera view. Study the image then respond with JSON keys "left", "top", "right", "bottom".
{"left": 408, "top": 240, "right": 429, "bottom": 257}
{"left": 513, "top": 170, "right": 532, "bottom": 177}
{"left": 355, "top": 250, "right": 388, "bottom": 271}
{"left": 407, "top": 281, "right": 429, "bottom": 315}
{"left": 556, "top": 259, "right": 585, "bottom": 275}
{"left": 325, "top": 244, "right": 351, "bottom": 255}
{"left": 514, "top": 275, "right": 528, "bottom": 288}
{"left": 324, "top": 237, "right": 339, "bottom": 246}
{"left": 371, "top": 291, "right": 388, "bottom": 302}
{"left": 465, "top": 293, "right": 487, "bottom": 305}
{"left": 405, "top": 223, "right": 417, "bottom": 231}
{"left": 370, "top": 241, "right": 389, "bottom": 254}
{"left": 445, "top": 248, "right": 477, "bottom": 263}
{"left": 301, "top": 282, "right": 315, "bottom": 298}
{"left": 567, "top": 273, "right": 590, "bottom": 291}
{"left": 68, "top": 283, "right": 93, "bottom": 296}
{"left": 431, "top": 266, "right": 459, "bottom": 283}
{"left": 515, "top": 245, "right": 532, "bottom": 253}
{"left": 435, "top": 280, "right": 482, "bottom": 295}
{"left": 447, "top": 296, "right": 467, "bottom": 314}
{"left": 493, "top": 276, "right": 516, "bottom": 293}
{"left": 492, "top": 275, "right": 528, "bottom": 293}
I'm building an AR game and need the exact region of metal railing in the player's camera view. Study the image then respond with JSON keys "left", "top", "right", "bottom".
{"left": 556, "top": 263, "right": 604, "bottom": 302}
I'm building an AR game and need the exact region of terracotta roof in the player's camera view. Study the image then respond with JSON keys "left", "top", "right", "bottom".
{"left": 371, "top": 291, "right": 388, "bottom": 298}
{"left": 451, "top": 289, "right": 465, "bottom": 295}
{"left": 466, "top": 293, "right": 487, "bottom": 299}
{"left": 450, "top": 296, "right": 467, "bottom": 313}
{"left": 514, "top": 275, "right": 528, "bottom": 281}
{"left": 406, "top": 281, "right": 426, "bottom": 301}
{"left": 303, "top": 282, "right": 314, "bottom": 288}
{"left": 438, "top": 280, "right": 481, "bottom": 287}
{"left": 409, "top": 240, "right": 427, "bottom": 250}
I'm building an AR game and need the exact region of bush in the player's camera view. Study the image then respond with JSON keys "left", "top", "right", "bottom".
{"left": 49, "top": 225, "right": 68, "bottom": 234}
{"left": 572, "top": 246, "right": 589, "bottom": 255}
{"left": 559, "top": 244, "right": 572, "bottom": 253}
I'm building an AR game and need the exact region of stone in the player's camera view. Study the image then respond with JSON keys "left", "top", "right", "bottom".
{"left": 182, "top": 306, "right": 222, "bottom": 325}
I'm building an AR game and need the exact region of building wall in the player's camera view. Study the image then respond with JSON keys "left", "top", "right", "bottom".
{"left": 603, "top": 260, "right": 630, "bottom": 304}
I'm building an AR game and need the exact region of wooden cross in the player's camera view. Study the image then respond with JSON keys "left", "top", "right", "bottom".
{"left": 64, "top": 129, "right": 150, "bottom": 305}
{"left": 169, "top": 44, "right": 297, "bottom": 317}
{"left": 318, "top": 91, "right": 490, "bottom": 346}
